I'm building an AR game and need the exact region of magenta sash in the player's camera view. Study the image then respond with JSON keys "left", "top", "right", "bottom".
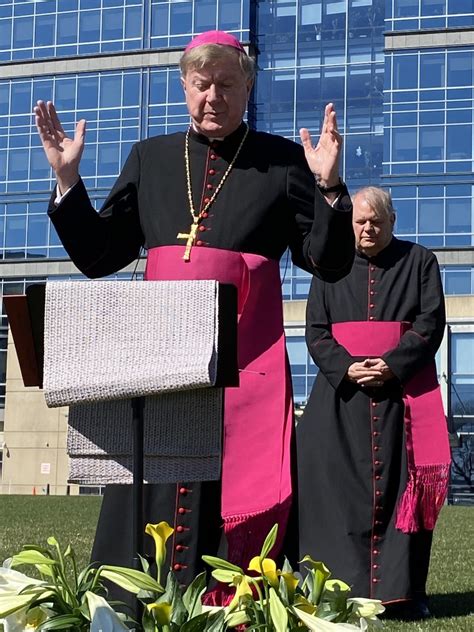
{"left": 332, "top": 321, "right": 451, "bottom": 533}
{"left": 145, "top": 246, "right": 293, "bottom": 567}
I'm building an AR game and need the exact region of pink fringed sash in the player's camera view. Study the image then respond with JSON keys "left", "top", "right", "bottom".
{"left": 145, "top": 246, "right": 293, "bottom": 567}
{"left": 332, "top": 321, "right": 451, "bottom": 534}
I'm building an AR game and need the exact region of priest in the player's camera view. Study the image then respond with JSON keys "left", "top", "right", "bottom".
{"left": 297, "top": 186, "right": 450, "bottom": 617}
{"left": 34, "top": 30, "right": 354, "bottom": 594}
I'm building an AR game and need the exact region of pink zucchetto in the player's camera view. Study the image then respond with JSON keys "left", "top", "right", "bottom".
{"left": 185, "top": 30, "right": 245, "bottom": 53}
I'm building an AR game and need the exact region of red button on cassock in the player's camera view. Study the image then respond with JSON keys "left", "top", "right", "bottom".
{"left": 175, "top": 544, "right": 184, "bottom": 552}
{"left": 374, "top": 446, "right": 380, "bottom": 451}
{"left": 196, "top": 240, "right": 203, "bottom": 246}
{"left": 173, "top": 563, "right": 182, "bottom": 571}
{"left": 376, "top": 490, "right": 382, "bottom": 496}
{"left": 176, "top": 525, "right": 184, "bottom": 533}
{"left": 201, "top": 212, "right": 209, "bottom": 218}
{"left": 178, "top": 507, "right": 186, "bottom": 515}
{"left": 210, "top": 154, "right": 217, "bottom": 160}
{"left": 206, "top": 183, "right": 213, "bottom": 190}
{"left": 372, "top": 578, "right": 379, "bottom": 583}
{"left": 199, "top": 225, "right": 206, "bottom": 232}
{"left": 375, "top": 475, "right": 382, "bottom": 480}
{"left": 203, "top": 197, "right": 210, "bottom": 204}
{"left": 370, "top": 266, "right": 376, "bottom": 272}
{"left": 370, "top": 279, "right": 375, "bottom": 284}
{"left": 373, "top": 564, "right": 379, "bottom": 569}
{"left": 208, "top": 169, "right": 216, "bottom": 175}
{"left": 179, "top": 487, "right": 187, "bottom": 495}
{"left": 369, "top": 316, "right": 376, "bottom": 321}
{"left": 369, "top": 303, "right": 375, "bottom": 308}
{"left": 373, "top": 549, "right": 380, "bottom": 555}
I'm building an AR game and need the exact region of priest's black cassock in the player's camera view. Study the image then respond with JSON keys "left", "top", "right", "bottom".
{"left": 47, "top": 123, "right": 354, "bottom": 587}
{"left": 297, "top": 237, "right": 446, "bottom": 603}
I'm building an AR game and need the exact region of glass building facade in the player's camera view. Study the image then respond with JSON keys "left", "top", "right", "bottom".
{"left": 1, "top": 0, "right": 473, "bottom": 497}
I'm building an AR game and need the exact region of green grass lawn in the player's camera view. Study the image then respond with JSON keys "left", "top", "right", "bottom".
{"left": 0, "top": 497, "right": 472, "bottom": 630}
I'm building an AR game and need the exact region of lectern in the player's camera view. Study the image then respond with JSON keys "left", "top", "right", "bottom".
{"left": 4, "top": 280, "right": 238, "bottom": 570}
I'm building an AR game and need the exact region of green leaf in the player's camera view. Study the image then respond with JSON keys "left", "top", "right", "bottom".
{"left": 0, "top": 593, "right": 38, "bottom": 618}
{"left": 180, "top": 611, "right": 209, "bottom": 632}
{"left": 182, "top": 571, "right": 207, "bottom": 619}
{"left": 300, "top": 558, "right": 331, "bottom": 606}
{"left": 259, "top": 524, "right": 278, "bottom": 560}
{"left": 269, "top": 587, "right": 288, "bottom": 632}
{"left": 159, "top": 571, "right": 188, "bottom": 626}
{"left": 11, "top": 550, "right": 58, "bottom": 567}
{"left": 204, "top": 608, "right": 226, "bottom": 632}
{"left": 210, "top": 569, "right": 238, "bottom": 584}
{"left": 100, "top": 566, "right": 163, "bottom": 594}
{"left": 202, "top": 555, "right": 242, "bottom": 573}
{"left": 37, "top": 614, "right": 85, "bottom": 630}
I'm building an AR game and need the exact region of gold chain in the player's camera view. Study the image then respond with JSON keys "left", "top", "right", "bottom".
{"left": 177, "top": 124, "right": 249, "bottom": 261}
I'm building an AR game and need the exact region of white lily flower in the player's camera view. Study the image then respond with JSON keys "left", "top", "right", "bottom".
{"left": 347, "top": 597, "right": 385, "bottom": 619}
{"left": 294, "top": 606, "right": 361, "bottom": 630}
{"left": 1, "top": 606, "right": 48, "bottom": 631}
{"left": 86, "top": 591, "right": 129, "bottom": 631}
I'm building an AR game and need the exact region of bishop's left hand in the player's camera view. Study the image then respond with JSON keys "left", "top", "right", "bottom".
{"left": 299, "top": 102, "right": 342, "bottom": 189}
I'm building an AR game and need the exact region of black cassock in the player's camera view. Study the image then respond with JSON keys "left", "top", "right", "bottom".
{"left": 48, "top": 123, "right": 354, "bottom": 587}
{"left": 297, "top": 237, "right": 446, "bottom": 603}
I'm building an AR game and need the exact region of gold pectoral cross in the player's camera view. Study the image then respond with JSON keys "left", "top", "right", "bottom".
{"left": 177, "top": 219, "right": 199, "bottom": 262}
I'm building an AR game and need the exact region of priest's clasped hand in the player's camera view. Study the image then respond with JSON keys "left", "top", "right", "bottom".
{"left": 347, "top": 358, "right": 395, "bottom": 388}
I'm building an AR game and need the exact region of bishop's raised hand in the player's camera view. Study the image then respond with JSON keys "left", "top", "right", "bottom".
{"left": 34, "top": 100, "right": 85, "bottom": 194}
{"left": 299, "top": 102, "right": 342, "bottom": 191}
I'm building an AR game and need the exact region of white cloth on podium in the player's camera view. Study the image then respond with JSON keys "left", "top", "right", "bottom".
{"left": 42, "top": 280, "right": 224, "bottom": 484}
{"left": 67, "top": 389, "right": 223, "bottom": 484}
{"left": 43, "top": 280, "right": 220, "bottom": 407}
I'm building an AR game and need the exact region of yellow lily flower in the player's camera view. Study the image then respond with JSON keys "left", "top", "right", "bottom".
{"left": 280, "top": 571, "right": 299, "bottom": 600}
{"left": 229, "top": 575, "right": 253, "bottom": 611}
{"left": 147, "top": 602, "right": 172, "bottom": 625}
{"left": 248, "top": 557, "right": 279, "bottom": 588}
{"left": 145, "top": 522, "right": 174, "bottom": 569}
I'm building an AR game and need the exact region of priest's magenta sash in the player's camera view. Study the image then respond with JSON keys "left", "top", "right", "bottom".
{"left": 145, "top": 246, "right": 292, "bottom": 566}
{"left": 332, "top": 321, "right": 451, "bottom": 534}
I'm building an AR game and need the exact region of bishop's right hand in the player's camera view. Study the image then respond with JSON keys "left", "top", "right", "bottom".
{"left": 34, "top": 100, "right": 85, "bottom": 194}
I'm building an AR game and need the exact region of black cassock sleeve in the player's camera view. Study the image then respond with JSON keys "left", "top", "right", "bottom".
{"left": 48, "top": 144, "right": 144, "bottom": 278}
{"left": 382, "top": 251, "right": 446, "bottom": 384}
{"left": 286, "top": 156, "right": 354, "bottom": 281}
{"left": 305, "top": 276, "right": 355, "bottom": 390}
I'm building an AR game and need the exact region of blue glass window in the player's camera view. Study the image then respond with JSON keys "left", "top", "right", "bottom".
{"left": 447, "top": 51, "right": 473, "bottom": 87}
{"left": 394, "top": 0, "right": 419, "bottom": 18}
{"left": 446, "top": 199, "right": 471, "bottom": 233}
{"left": 419, "top": 126, "right": 444, "bottom": 160}
{"left": 195, "top": 0, "right": 217, "bottom": 31}
{"left": 55, "top": 78, "right": 76, "bottom": 111}
{"left": 170, "top": 1, "right": 192, "bottom": 34}
{"left": 11, "top": 83, "right": 32, "bottom": 113}
{"left": 27, "top": 214, "right": 49, "bottom": 248}
{"left": 57, "top": 13, "right": 78, "bottom": 45}
{"left": 77, "top": 76, "right": 99, "bottom": 110}
{"left": 421, "top": 0, "right": 446, "bottom": 16}
{"left": 102, "top": 8, "right": 123, "bottom": 40}
{"left": 125, "top": 6, "right": 142, "bottom": 39}
{"left": 394, "top": 199, "right": 416, "bottom": 234}
{"left": 5, "top": 216, "right": 26, "bottom": 247}
{"left": 13, "top": 16, "right": 33, "bottom": 50}
{"left": 393, "top": 55, "right": 418, "bottom": 90}
{"left": 444, "top": 269, "right": 471, "bottom": 295}
{"left": 219, "top": 0, "right": 242, "bottom": 31}
{"left": 420, "top": 54, "right": 445, "bottom": 89}
{"left": 447, "top": 125, "right": 472, "bottom": 160}
{"left": 79, "top": 11, "right": 101, "bottom": 43}
{"left": 151, "top": 4, "right": 169, "bottom": 37}
{"left": 392, "top": 128, "right": 416, "bottom": 161}
{"left": 100, "top": 75, "right": 122, "bottom": 108}
{"left": 418, "top": 199, "right": 444, "bottom": 233}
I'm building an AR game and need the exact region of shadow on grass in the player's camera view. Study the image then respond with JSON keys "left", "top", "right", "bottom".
{"left": 429, "top": 591, "right": 474, "bottom": 618}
